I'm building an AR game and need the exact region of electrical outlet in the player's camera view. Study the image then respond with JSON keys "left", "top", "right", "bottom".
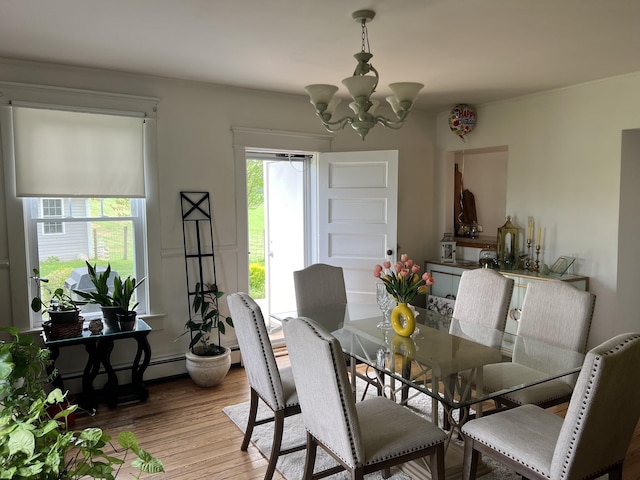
{"left": 477, "top": 225, "right": 483, "bottom": 232}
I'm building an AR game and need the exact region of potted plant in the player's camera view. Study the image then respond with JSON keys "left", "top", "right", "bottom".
{"left": 113, "top": 274, "right": 145, "bottom": 331}
{"left": 30, "top": 269, "right": 82, "bottom": 325}
{"left": 0, "top": 326, "right": 164, "bottom": 478}
{"left": 176, "top": 282, "right": 234, "bottom": 387}
{"left": 73, "top": 261, "right": 143, "bottom": 331}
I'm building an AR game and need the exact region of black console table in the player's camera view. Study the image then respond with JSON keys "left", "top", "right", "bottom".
{"left": 42, "top": 318, "right": 152, "bottom": 411}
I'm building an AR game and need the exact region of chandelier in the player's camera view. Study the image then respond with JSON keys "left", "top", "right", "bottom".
{"left": 305, "top": 10, "right": 423, "bottom": 140}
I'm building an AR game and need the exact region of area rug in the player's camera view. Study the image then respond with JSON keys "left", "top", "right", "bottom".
{"left": 222, "top": 381, "right": 521, "bottom": 480}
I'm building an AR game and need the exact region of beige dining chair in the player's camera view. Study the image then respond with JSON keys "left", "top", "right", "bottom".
{"left": 437, "top": 268, "right": 514, "bottom": 428}
{"left": 450, "top": 268, "right": 514, "bottom": 347}
{"left": 461, "top": 332, "right": 640, "bottom": 480}
{"left": 293, "top": 263, "right": 347, "bottom": 312}
{"left": 227, "top": 292, "right": 303, "bottom": 480}
{"left": 482, "top": 280, "right": 596, "bottom": 409}
{"left": 283, "top": 316, "right": 447, "bottom": 480}
{"left": 293, "top": 263, "right": 382, "bottom": 398}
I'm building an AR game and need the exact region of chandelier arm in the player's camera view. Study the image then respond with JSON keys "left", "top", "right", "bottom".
{"left": 374, "top": 113, "right": 409, "bottom": 130}
{"left": 317, "top": 114, "right": 354, "bottom": 132}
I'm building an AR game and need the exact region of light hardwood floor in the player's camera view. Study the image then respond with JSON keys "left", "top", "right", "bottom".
{"left": 74, "top": 353, "right": 640, "bottom": 479}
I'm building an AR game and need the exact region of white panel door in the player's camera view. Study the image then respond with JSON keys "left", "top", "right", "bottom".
{"left": 318, "top": 150, "right": 398, "bottom": 304}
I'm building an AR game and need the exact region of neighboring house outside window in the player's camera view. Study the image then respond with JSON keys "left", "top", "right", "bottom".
{"left": 41, "top": 198, "right": 65, "bottom": 235}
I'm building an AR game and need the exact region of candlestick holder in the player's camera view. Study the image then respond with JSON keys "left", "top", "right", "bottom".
{"left": 524, "top": 239, "right": 532, "bottom": 271}
{"left": 534, "top": 245, "right": 541, "bottom": 272}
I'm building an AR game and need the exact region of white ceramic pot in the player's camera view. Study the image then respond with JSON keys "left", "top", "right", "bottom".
{"left": 185, "top": 347, "right": 231, "bottom": 387}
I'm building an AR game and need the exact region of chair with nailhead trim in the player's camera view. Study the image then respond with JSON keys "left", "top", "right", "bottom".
{"left": 294, "top": 263, "right": 383, "bottom": 400}
{"left": 227, "top": 293, "right": 303, "bottom": 480}
{"left": 283, "top": 316, "right": 447, "bottom": 480}
{"left": 482, "top": 280, "right": 596, "bottom": 410}
{"left": 460, "top": 332, "right": 640, "bottom": 480}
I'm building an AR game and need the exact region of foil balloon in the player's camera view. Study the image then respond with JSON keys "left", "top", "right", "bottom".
{"left": 449, "top": 104, "right": 476, "bottom": 141}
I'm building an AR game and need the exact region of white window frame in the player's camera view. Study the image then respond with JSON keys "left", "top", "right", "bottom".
{"left": 0, "top": 81, "right": 162, "bottom": 332}
{"left": 40, "top": 198, "right": 65, "bottom": 235}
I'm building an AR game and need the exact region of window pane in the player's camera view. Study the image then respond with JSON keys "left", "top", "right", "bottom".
{"left": 28, "top": 197, "right": 146, "bottom": 325}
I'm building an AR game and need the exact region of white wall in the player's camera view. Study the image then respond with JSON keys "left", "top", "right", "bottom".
{"left": 435, "top": 72, "right": 640, "bottom": 347}
{"left": 0, "top": 58, "right": 436, "bottom": 381}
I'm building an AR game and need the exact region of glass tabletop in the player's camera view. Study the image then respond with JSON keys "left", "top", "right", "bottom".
{"left": 273, "top": 304, "right": 585, "bottom": 410}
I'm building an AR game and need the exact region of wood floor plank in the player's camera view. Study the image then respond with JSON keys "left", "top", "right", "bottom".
{"left": 73, "top": 360, "right": 639, "bottom": 479}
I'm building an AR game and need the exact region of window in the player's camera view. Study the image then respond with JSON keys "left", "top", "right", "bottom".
{"left": 41, "top": 198, "right": 64, "bottom": 235}
{"left": 0, "top": 85, "right": 159, "bottom": 330}
{"left": 25, "top": 197, "right": 147, "bottom": 324}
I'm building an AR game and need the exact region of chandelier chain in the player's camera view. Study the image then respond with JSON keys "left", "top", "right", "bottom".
{"left": 361, "top": 20, "right": 370, "bottom": 54}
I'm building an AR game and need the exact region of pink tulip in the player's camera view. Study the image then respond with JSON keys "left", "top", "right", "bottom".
{"left": 411, "top": 264, "right": 420, "bottom": 274}
{"left": 374, "top": 264, "right": 382, "bottom": 273}
{"left": 406, "top": 259, "right": 413, "bottom": 268}
{"left": 400, "top": 254, "right": 408, "bottom": 262}
{"left": 400, "top": 268, "right": 410, "bottom": 278}
{"left": 422, "top": 272, "right": 435, "bottom": 285}
{"left": 374, "top": 270, "right": 381, "bottom": 278}
{"left": 383, "top": 260, "right": 391, "bottom": 269}
{"left": 394, "top": 263, "right": 402, "bottom": 273}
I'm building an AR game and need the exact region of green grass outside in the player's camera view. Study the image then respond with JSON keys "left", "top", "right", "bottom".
{"left": 248, "top": 204, "right": 265, "bottom": 298}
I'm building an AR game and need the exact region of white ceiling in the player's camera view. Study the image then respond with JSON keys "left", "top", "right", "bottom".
{"left": 2, "top": 0, "right": 640, "bottom": 112}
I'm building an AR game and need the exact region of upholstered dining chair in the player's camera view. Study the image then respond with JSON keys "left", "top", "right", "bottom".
{"left": 482, "top": 280, "right": 596, "bottom": 409}
{"left": 293, "top": 263, "right": 382, "bottom": 399}
{"left": 449, "top": 268, "right": 514, "bottom": 348}
{"left": 227, "top": 292, "right": 302, "bottom": 480}
{"left": 439, "top": 268, "right": 514, "bottom": 428}
{"left": 283, "top": 316, "right": 447, "bottom": 480}
{"left": 461, "top": 332, "right": 640, "bottom": 480}
{"left": 293, "top": 263, "right": 347, "bottom": 312}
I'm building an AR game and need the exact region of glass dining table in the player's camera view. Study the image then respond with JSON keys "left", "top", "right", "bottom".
{"left": 272, "top": 303, "right": 585, "bottom": 432}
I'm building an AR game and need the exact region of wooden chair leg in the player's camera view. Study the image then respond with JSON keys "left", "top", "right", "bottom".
{"left": 431, "top": 444, "right": 445, "bottom": 480}
{"left": 264, "top": 409, "right": 285, "bottom": 480}
{"left": 462, "top": 438, "right": 479, "bottom": 480}
{"left": 608, "top": 464, "right": 623, "bottom": 480}
{"left": 242, "top": 388, "right": 259, "bottom": 451}
{"left": 303, "top": 432, "right": 318, "bottom": 480}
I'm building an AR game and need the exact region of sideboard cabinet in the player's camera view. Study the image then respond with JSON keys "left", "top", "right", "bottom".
{"left": 425, "top": 260, "right": 589, "bottom": 334}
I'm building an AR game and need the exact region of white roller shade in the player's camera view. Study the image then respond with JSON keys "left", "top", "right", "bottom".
{"left": 13, "top": 107, "right": 145, "bottom": 197}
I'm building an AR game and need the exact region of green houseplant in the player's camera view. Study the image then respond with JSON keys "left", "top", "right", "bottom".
{"left": 112, "top": 274, "right": 144, "bottom": 331}
{"left": 30, "top": 269, "right": 81, "bottom": 325}
{"left": 0, "top": 326, "right": 164, "bottom": 479}
{"left": 73, "top": 262, "right": 144, "bottom": 330}
{"left": 176, "top": 282, "right": 234, "bottom": 387}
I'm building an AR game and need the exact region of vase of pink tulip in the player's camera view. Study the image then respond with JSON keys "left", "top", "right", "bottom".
{"left": 374, "top": 254, "right": 435, "bottom": 336}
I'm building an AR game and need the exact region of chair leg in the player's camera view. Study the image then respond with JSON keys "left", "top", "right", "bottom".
{"left": 430, "top": 444, "right": 445, "bottom": 480}
{"left": 264, "top": 409, "right": 285, "bottom": 480}
{"left": 303, "top": 432, "right": 318, "bottom": 480}
{"left": 462, "top": 438, "right": 479, "bottom": 480}
{"left": 608, "top": 463, "right": 623, "bottom": 480}
{"left": 242, "top": 388, "right": 259, "bottom": 451}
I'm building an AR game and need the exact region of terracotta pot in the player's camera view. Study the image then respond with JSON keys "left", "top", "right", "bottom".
{"left": 46, "top": 394, "right": 76, "bottom": 430}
